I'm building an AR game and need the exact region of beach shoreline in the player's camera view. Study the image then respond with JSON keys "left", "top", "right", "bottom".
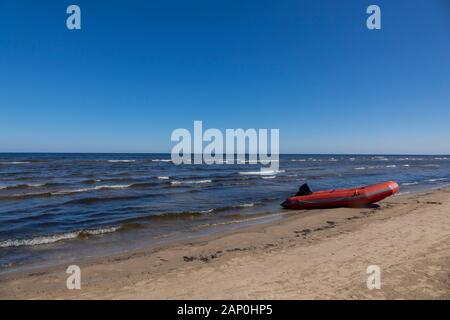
{"left": 1, "top": 187, "right": 450, "bottom": 299}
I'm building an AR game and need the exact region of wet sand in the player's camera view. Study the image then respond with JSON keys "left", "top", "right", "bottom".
{"left": 1, "top": 188, "right": 450, "bottom": 299}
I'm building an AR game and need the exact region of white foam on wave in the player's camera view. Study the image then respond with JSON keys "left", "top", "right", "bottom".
{"left": 0, "top": 226, "right": 119, "bottom": 248}
{"left": 238, "top": 203, "right": 255, "bottom": 208}
{"left": 151, "top": 159, "right": 172, "bottom": 162}
{"left": 262, "top": 176, "right": 276, "bottom": 179}
{"left": 354, "top": 167, "right": 366, "bottom": 170}
{"left": 0, "top": 161, "right": 30, "bottom": 164}
{"left": 426, "top": 178, "right": 448, "bottom": 182}
{"left": 372, "top": 156, "right": 388, "bottom": 161}
{"left": 29, "top": 183, "right": 44, "bottom": 187}
{"left": 199, "top": 209, "right": 214, "bottom": 214}
{"left": 170, "top": 179, "right": 212, "bottom": 185}
{"left": 157, "top": 176, "right": 170, "bottom": 180}
{"left": 52, "top": 184, "right": 131, "bottom": 195}
{"left": 107, "top": 160, "right": 136, "bottom": 163}
{"left": 399, "top": 157, "right": 424, "bottom": 161}
{"left": 239, "top": 170, "right": 285, "bottom": 176}
{"left": 22, "top": 183, "right": 43, "bottom": 187}
{"left": 386, "top": 165, "right": 397, "bottom": 168}
{"left": 402, "top": 182, "right": 418, "bottom": 186}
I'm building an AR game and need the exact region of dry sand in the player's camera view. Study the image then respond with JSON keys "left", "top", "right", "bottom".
{"left": 1, "top": 188, "right": 449, "bottom": 299}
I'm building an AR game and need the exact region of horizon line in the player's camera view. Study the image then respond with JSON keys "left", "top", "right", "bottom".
{"left": 0, "top": 152, "right": 449, "bottom": 156}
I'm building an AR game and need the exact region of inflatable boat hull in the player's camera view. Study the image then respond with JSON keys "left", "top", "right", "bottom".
{"left": 281, "top": 181, "right": 399, "bottom": 209}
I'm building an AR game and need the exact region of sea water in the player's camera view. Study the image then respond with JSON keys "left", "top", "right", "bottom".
{"left": 0, "top": 153, "right": 449, "bottom": 273}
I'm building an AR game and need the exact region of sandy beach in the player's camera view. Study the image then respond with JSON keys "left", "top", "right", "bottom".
{"left": 1, "top": 187, "right": 449, "bottom": 300}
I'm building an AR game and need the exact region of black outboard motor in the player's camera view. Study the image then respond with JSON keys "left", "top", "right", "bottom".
{"left": 295, "top": 183, "right": 313, "bottom": 196}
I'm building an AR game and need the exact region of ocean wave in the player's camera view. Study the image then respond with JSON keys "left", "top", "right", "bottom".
{"left": 236, "top": 159, "right": 279, "bottom": 164}
{"left": 0, "top": 161, "right": 31, "bottom": 165}
{"left": 0, "top": 191, "right": 53, "bottom": 201}
{"left": 107, "top": 160, "right": 136, "bottom": 163}
{"left": 207, "top": 159, "right": 235, "bottom": 164}
{"left": 402, "top": 182, "right": 418, "bottom": 186}
{"left": 398, "top": 157, "right": 424, "bottom": 161}
{"left": 81, "top": 179, "right": 102, "bottom": 184}
{"left": 239, "top": 170, "right": 285, "bottom": 176}
{"left": 290, "top": 158, "right": 329, "bottom": 162}
{"left": 170, "top": 179, "right": 212, "bottom": 185}
{"left": 63, "top": 194, "right": 149, "bottom": 205}
{"left": 211, "top": 202, "right": 258, "bottom": 212}
{"left": 0, "top": 184, "right": 132, "bottom": 200}
{"left": 157, "top": 176, "right": 170, "bottom": 180}
{"left": 426, "top": 178, "right": 448, "bottom": 182}
{"left": 353, "top": 165, "right": 397, "bottom": 170}
{"left": 151, "top": 159, "right": 172, "bottom": 162}
{"left": 129, "top": 182, "right": 159, "bottom": 188}
{"left": 120, "top": 209, "right": 212, "bottom": 224}
{"left": 0, "top": 227, "right": 119, "bottom": 248}
{"left": 262, "top": 176, "right": 276, "bottom": 179}
{"left": 219, "top": 202, "right": 261, "bottom": 213}
{"left": 122, "top": 202, "right": 259, "bottom": 224}
{"left": 52, "top": 184, "right": 131, "bottom": 195}
{"left": 238, "top": 203, "right": 255, "bottom": 208}
{"left": 0, "top": 183, "right": 44, "bottom": 191}
{"left": 371, "top": 156, "right": 388, "bottom": 161}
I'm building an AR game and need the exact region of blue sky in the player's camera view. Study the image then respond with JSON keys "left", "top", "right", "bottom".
{"left": 0, "top": 0, "right": 449, "bottom": 154}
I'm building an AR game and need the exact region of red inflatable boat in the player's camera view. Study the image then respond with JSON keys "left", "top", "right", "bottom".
{"left": 281, "top": 181, "right": 399, "bottom": 209}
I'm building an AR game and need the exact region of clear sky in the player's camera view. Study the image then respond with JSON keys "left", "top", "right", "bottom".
{"left": 0, "top": 0, "right": 449, "bottom": 154}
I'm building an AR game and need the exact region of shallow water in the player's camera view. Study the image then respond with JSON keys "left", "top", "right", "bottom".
{"left": 1, "top": 153, "right": 449, "bottom": 272}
